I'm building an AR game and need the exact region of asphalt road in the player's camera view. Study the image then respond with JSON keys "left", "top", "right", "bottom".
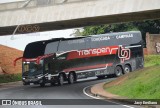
{"left": 0, "top": 77, "right": 136, "bottom": 108}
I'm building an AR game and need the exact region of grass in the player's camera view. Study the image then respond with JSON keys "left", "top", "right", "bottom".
{"left": 0, "top": 73, "right": 22, "bottom": 84}
{"left": 144, "top": 55, "right": 160, "bottom": 67}
{"left": 105, "top": 55, "right": 160, "bottom": 99}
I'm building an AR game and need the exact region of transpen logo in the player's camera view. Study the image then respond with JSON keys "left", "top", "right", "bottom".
{"left": 77, "top": 46, "right": 118, "bottom": 56}
{"left": 118, "top": 45, "right": 131, "bottom": 63}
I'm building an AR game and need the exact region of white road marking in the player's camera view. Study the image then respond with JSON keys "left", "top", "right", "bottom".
{"left": 83, "top": 85, "right": 135, "bottom": 108}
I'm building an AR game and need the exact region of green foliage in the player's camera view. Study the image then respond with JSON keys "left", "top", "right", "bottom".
{"left": 70, "top": 29, "right": 83, "bottom": 37}
{"left": 0, "top": 73, "right": 22, "bottom": 84}
{"left": 82, "top": 23, "right": 139, "bottom": 36}
{"left": 82, "top": 19, "right": 160, "bottom": 36}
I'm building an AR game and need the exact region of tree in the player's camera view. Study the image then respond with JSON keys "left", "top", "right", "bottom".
{"left": 70, "top": 29, "right": 83, "bottom": 37}
{"left": 81, "top": 22, "right": 138, "bottom": 36}
{"left": 132, "top": 20, "right": 160, "bottom": 38}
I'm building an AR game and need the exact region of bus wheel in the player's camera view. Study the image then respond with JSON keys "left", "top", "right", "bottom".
{"left": 68, "top": 73, "right": 75, "bottom": 84}
{"left": 40, "top": 78, "right": 46, "bottom": 87}
{"left": 114, "top": 66, "right": 123, "bottom": 77}
{"left": 23, "top": 82, "right": 29, "bottom": 85}
{"left": 58, "top": 74, "right": 64, "bottom": 86}
{"left": 124, "top": 65, "right": 131, "bottom": 74}
{"left": 97, "top": 75, "right": 106, "bottom": 79}
{"left": 50, "top": 82, "right": 56, "bottom": 86}
{"left": 40, "top": 82, "right": 45, "bottom": 87}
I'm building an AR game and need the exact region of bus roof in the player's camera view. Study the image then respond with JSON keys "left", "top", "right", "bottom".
{"left": 88, "top": 31, "right": 141, "bottom": 37}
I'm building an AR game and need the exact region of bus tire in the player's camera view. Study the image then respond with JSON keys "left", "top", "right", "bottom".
{"left": 40, "top": 82, "right": 45, "bottom": 87}
{"left": 107, "top": 74, "right": 115, "bottom": 78}
{"left": 51, "top": 82, "right": 56, "bottom": 86}
{"left": 40, "top": 78, "right": 46, "bottom": 87}
{"left": 114, "top": 66, "right": 123, "bottom": 77}
{"left": 23, "top": 82, "right": 29, "bottom": 85}
{"left": 58, "top": 74, "right": 64, "bottom": 86}
{"left": 124, "top": 64, "right": 131, "bottom": 74}
{"left": 97, "top": 75, "right": 106, "bottom": 79}
{"left": 68, "top": 73, "right": 75, "bottom": 84}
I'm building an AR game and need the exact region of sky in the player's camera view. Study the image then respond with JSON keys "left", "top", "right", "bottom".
{"left": 0, "top": 29, "right": 75, "bottom": 51}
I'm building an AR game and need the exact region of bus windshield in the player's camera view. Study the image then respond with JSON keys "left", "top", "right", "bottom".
{"left": 23, "top": 61, "right": 43, "bottom": 77}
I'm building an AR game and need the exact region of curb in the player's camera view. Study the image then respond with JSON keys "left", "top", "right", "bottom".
{"left": 0, "top": 81, "right": 22, "bottom": 86}
{"left": 90, "top": 82, "right": 158, "bottom": 108}
{"left": 0, "top": 81, "right": 22, "bottom": 90}
{"left": 91, "top": 82, "right": 126, "bottom": 99}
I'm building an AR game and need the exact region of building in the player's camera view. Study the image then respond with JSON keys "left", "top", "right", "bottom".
{"left": 145, "top": 33, "right": 160, "bottom": 55}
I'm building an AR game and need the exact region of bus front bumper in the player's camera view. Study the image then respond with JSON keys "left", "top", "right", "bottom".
{"left": 22, "top": 74, "right": 59, "bottom": 85}
{"left": 22, "top": 77, "right": 43, "bottom": 85}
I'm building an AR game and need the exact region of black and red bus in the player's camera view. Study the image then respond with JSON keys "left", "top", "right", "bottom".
{"left": 14, "top": 31, "right": 144, "bottom": 87}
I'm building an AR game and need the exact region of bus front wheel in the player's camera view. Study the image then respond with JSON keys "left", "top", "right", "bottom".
{"left": 97, "top": 75, "right": 106, "bottom": 79}
{"left": 40, "top": 78, "right": 46, "bottom": 87}
{"left": 23, "top": 82, "right": 29, "bottom": 85}
{"left": 40, "top": 82, "right": 45, "bottom": 87}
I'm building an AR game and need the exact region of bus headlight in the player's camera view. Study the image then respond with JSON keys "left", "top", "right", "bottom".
{"left": 38, "top": 76, "right": 42, "bottom": 79}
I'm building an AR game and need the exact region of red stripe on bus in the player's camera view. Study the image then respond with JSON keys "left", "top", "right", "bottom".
{"left": 67, "top": 46, "right": 118, "bottom": 60}
{"left": 14, "top": 54, "right": 54, "bottom": 66}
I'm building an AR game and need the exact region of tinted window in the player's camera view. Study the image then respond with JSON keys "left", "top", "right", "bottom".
{"left": 58, "top": 38, "right": 86, "bottom": 52}
{"left": 23, "top": 42, "right": 46, "bottom": 58}
{"left": 45, "top": 42, "right": 59, "bottom": 54}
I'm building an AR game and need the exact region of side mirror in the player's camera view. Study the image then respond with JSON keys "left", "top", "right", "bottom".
{"left": 13, "top": 57, "right": 23, "bottom": 67}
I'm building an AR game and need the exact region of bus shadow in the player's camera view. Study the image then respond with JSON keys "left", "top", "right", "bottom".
{"left": 29, "top": 77, "right": 115, "bottom": 89}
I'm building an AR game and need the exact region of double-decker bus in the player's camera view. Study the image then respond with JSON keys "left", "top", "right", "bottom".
{"left": 14, "top": 31, "right": 144, "bottom": 87}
